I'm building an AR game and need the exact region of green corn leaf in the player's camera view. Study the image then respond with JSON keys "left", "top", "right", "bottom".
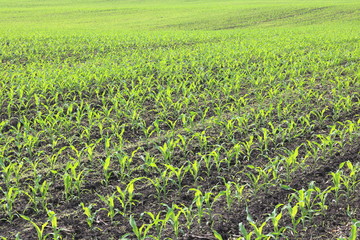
{"left": 103, "top": 156, "right": 111, "bottom": 171}
{"left": 213, "top": 230, "right": 223, "bottom": 240}
{"left": 129, "top": 215, "right": 139, "bottom": 237}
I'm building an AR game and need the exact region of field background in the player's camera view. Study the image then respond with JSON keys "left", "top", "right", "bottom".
{"left": 1, "top": 0, "right": 360, "bottom": 239}
{"left": 1, "top": 0, "right": 360, "bottom": 33}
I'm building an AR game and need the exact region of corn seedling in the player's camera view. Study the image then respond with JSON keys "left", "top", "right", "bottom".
{"left": 188, "top": 188, "right": 221, "bottom": 225}
{"left": 102, "top": 156, "right": 112, "bottom": 186}
{"left": 157, "top": 139, "right": 178, "bottom": 164}
{"left": 80, "top": 202, "right": 100, "bottom": 228}
{"left": 188, "top": 160, "right": 201, "bottom": 184}
{"left": 26, "top": 175, "right": 51, "bottom": 212}
{"left": 339, "top": 161, "right": 360, "bottom": 198}
{"left": 98, "top": 193, "right": 117, "bottom": 222}
{"left": 1, "top": 8, "right": 360, "bottom": 239}
{"left": 1, "top": 162, "right": 24, "bottom": 188}
{"left": 239, "top": 208, "right": 269, "bottom": 239}
{"left": 149, "top": 170, "right": 172, "bottom": 201}
{"left": 114, "top": 148, "right": 139, "bottom": 181}
{"left": 266, "top": 204, "right": 287, "bottom": 238}
{"left": 141, "top": 211, "right": 166, "bottom": 238}
{"left": 280, "top": 146, "right": 301, "bottom": 182}
{"left": 140, "top": 152, "right": 159, "bottom": 173}
{"left": 241, "top": 136, "right": 255, "bottom": 161}
{"left": 163, "top": 163, "right": 188, "bottom": 192}
{"left": 1, "top": 187, "right": 20, "bottom": 222}
{"left": 47, "top": 210, "right": 62, "bottom": 239}
{"left": 285, "top": 203, "right": 301, "bottom": 233}
{"left": 129, "top": 215, "right": 154, "bottom": 240}
{"left": 289, "top": 182, "right": 320, "bottom": 225}
{"left": 63, "top": 161, "right": 86, "bottom": 200}
{"left": 163, "top": 203, "right": 184, "bottom": 239}
{"left": 20, "top": 214, "right": 49, "bottom": 240}
{"left": 330, "top": 170, "right": 344, "bottom": 203}
{"left": 116, "top": 177, "right": 145, "bottom": 214}
{"left": 245, "top": 165, "right": 273, "bottom": 194}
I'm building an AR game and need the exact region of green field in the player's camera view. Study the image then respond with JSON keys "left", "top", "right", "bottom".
{"left": 1, "top": 0, "right": 360, "bottom": 239}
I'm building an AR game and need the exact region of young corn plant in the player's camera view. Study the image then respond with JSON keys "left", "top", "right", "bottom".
{"left": 98, "top": 193, "right": 118, "bottom": 223}
{"left": 256, "top": 128, "right": 273, "bottom": 154}
{"left": 241, "top": 135, "right": 255, "bottom": 161}
{"left": 129, "top": 215, "right": 154, "bottom": 240}
{"left": 176, "top": 134, "right": 193, "bottom": 158}
{"left": 47, "top": 210, "right": 62, "bottom": 240}
{"left": 22, "top": 131, "right": 41, "bottom": 159}
{"left": 343, "top": 120, "right": 358, "bottom": 142}
{"left": 116, "top": 177, "right": 146, "bottom": 214}
{"left": 114, "top": 125, "right": 126, "bottom": 147}
{"left": 104, "top": 136, "right": 113, "bottom": 157}
{"left": 289, "top": 182, "right": 320, "bottom": 226}
{"left": 69, "top": 145, "right": 85, "bottom": 164}
{"left": 102, "top": 156, "right": 112, "bottom": 186}
{"left": 163, "top": 163, "right": 188, "bottom": 192}
{"left": 141, "top": 211, "right": 166, "bottom": 239}
{"left": 232, "top": 182, "right": 247, "bottom": 204}
{"left": 207, "top": 191, "right": 224, "bottom": 226}
{"left": 216, "top": 119, "right": 236, "bottom": 142}
{"left": 305, "top": 140, "right": 322, "bottom": 163}
{"left": 47, "top": 147, "right": 67, "bottom": 172}
{"left": 316, "top": 134, "right": 339, "bottom": 157}
{"left": 193, "top": 131, "right": 209, "bottom": 152}
{"left": 330, "top": 170, "right": 344, "bottom": 203}
{"left": 285, "top": 203, "right": 301, "bottom": 234}
{"left": 220, "top": 180, "right": 235, "bottom": 210}
{"left": 339, "top": 161, "right": 360, "bottom": 198}
{"left": 1, "top": 187, "right": 20, "bottom": 222}
{"left": 114, "top": 147, "right": 139, "bottom": 181}
{"left": 166, "top": 119, "right": 178, "bottom": 132}
{"left": 267, "top": 121, "right": 280, "bottom": 145}
{"left": 20, "top": 214, "right": 50, "bottom": 240}
{"left": 239, "top": 208, "right": 269, "bottom": 240}
{"left": 152, "top": 119, "right": 163, "bottom": 137}
{"left": 139, "top": 152, "right": 159, "bottom": 173}
{"left": 149, "top": 170, "right": 172, "bottom": 201}
{"left": 181, "top": 111, "right": 198, "bottom": 128}
{"left": 338, "top": 220, "right": 360, "bottom": 240}
{"left": 142, "top": 124, "right": 156, "bottom": 140}
{"left": 199, "top": 152, "right": 214, "bottom": 177}
{"left": 80, "top": 202, "right": 100, "bottom": 229}
{"left": 311, "top": 181, "right": 328, "bottom": 212}
{"left": 189, "top": 188, "right": 208, "bottom": 224}
{"left": 188, "top": 188, "right": 221, "bottom": 225}
{"left": 1, "top": 162, "right": 25, "bottom": 188}
{"left": 209, "top": 148, "right": 223, "bottom": 173}
{"left": 309, "top": 107, "right": 329, "bottom": 127}
{"left": 219, "top": 150, "right": 234, "bottom": 170}
{"left": 26, "top": 175, "right": 51, "bottom": 212}
{"left": 280, "top": 146, "right": 302, "bottom": 182}
{"left": 225, "top": 143, "right": 243, "bottom": 168}
{"left": 188, "top": 160, "right": 201, "bottom": 185}
{"left": 245, "top": 165, "right": 273, "bottom": 194}
{"left": 84, "top": 142, "right": 97, "bottom": 162}
{"left": 266, "top": 204, "right": 287, "bottom": 238}
{"left": 157, "top": 139, "right": 178, "bottom": 164}
{"left": 63, "top": 161, "right": 86, "bottom": 200}
{"left": 178, "top": 205, "right": 196, "bottom": 233}
{"left": 163, "top": 203, "right": 184, "bottom": 239}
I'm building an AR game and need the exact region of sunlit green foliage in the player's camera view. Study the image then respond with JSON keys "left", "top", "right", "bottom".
{"left": 0, "top": 0, "right": 360, "bottom": 239}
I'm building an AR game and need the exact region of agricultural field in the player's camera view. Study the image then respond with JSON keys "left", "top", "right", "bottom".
{"left": 1, "top": 0, "right": 360, "bottom": 239}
